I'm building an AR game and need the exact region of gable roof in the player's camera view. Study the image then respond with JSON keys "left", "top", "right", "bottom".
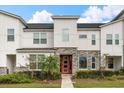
{"left": 111, "top": 9, "right": 124, "bottom": 22}
{"left": 0, "top": 10, "right": 27, "bottom": 26}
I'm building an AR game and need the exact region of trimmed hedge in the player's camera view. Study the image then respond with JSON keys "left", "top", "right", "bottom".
{"left": 0, "top": 73, "right": 32, "bottom": 84}
{"left": 72, "top": 70, "right": 120, "bottom": 79}
{"left": 22, "top": 71, "right": 61, "bottom": 80}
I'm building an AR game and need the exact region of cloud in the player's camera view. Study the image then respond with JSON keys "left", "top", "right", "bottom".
{"left": 78, "top": 5, "right": 124, "bottom": 23}
{"left": 28, "top": 10, "right": 53, "bottom": 23}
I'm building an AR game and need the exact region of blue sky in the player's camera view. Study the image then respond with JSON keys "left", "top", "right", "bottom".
{"left": 0, "top": 5, "right": 124, "bottom": 23}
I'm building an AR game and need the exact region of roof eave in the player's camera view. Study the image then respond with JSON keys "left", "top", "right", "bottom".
{"left": 100, "top": 18, "right": 124, "bottom": 27}
{"left": 0, "top": 10, "right": 27, "bottom": 26}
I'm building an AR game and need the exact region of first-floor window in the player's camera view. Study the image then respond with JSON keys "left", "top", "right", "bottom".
{"left": 92, "top": 57, "right": 96, "bottom": 69}
{"left": 108, "top": 58, "right": 114, "bottom": 69}
{"left": 29, "top": 54, "right": 45, "bottom": 69}
{"left": 79, "top": 56, "right": 87, "bottom": 69}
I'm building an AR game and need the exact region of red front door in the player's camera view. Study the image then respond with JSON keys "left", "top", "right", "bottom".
{"left": 60, "top": 55, "right": 72, "bottom": 74}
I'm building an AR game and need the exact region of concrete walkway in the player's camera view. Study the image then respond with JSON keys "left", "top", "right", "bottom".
{"left": 61, "top": 74, "right": 74, "bottom": 88}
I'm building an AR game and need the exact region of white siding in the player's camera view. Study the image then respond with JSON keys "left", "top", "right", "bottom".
{"left": 101, "top": 21, "right": 123, "bottom": 56}
{"left": 53, "top": 19, "right": 78, "bottom": 47}
{"left": 77, "top": 31, "right": 100, "bottom": 50}
{"left": 0, "top": 13, "right": 25, "bottom": 53}
{"left": 20, "top": 31, "right": 54, "bottom": 48}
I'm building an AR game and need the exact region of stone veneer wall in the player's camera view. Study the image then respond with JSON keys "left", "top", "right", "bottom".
{"left": 13, "top": 48, "right": 100, "bottom": 74}
{"left": 77, "top": 50, "right": 100, "bottom": 70}
{"left": 55, "top": 48, "right": 78, "bottom": 74}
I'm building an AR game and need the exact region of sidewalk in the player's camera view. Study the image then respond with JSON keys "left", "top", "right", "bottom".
{"left": 61, "top": 74, "right": 74, "bottom": 88}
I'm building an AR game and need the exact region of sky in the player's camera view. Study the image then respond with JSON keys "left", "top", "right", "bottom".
{"left": 0, "top": 5, "right": 124, "bottom": 23}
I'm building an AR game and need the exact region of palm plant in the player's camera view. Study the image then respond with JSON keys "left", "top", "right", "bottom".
{"left": 39, "top": 55, "right": 59, "bottom": 80}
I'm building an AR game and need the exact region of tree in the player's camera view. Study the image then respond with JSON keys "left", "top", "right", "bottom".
{"left": 94, "top": 53, "right": 109, "bottom": 78}
{"left": 39, "top": 55, "right": 59, "bottom": 80}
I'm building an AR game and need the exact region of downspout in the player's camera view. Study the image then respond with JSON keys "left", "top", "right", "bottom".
{"left": 99, "top": 28, "right": 101, "bottom": 70}
{"left": 122, "top": 20, "right": 124, "bottom": 68}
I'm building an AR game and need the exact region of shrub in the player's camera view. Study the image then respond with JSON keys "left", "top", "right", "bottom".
{"left": 119, "top": 68, "right": 124, "bottom": 75}
{"left": 39, "top": 71, "right": 61, "bottom": 80}
{"left": 22, "top": 71, "right": 61, "bottom": 80}
{"left": 0, "top": 73, "right": 32, "bottom": 84}
{"left": 106, "top": 75, "right": 117, "bottom": 81}
{"left": 72, "top": 70, "right": 120, "bottom": 79}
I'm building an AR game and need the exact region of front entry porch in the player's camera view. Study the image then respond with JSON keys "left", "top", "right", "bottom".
{"left": 7, "top": 55, "right": 16, "bottom": 74}
{"left": 105, "top": 56, "right": 122, "bottom": 71}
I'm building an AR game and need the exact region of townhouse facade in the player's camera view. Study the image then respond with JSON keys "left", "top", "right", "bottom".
{"left": 0, "top": 10, "right": 124, "bottom": 74}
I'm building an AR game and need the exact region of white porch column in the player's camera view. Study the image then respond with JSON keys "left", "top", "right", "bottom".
{"left": 121, "top": 55, "right": 123, "bottom": 68}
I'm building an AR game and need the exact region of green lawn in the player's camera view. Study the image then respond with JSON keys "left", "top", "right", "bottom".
{"left": 0, "top": 80, "right": 61, "bottom": 88}
{"left": 73, "top": 79, "right": 124, "bottom": 88}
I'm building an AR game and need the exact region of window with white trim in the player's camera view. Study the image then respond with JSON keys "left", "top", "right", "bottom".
{"left": 29, "top": 54, "right": 45, "bottom": 69}
{"left": 106, "top": 34, "right": 112, "bottom": 45}
{"left": 33, "top": 32, "right": 47, "bottom": 44}
{"left": 79, "top": 34, "right": 87, "bottom": 39}
{"left": 7, "top": 29, "right": 14, "bottom": 41}
{"left": 92, "top": 34, "right": 96, "bottom": 45}
{"left": 92, "top": 57, "right": 96, "bottom": 69}
{"left": 115, "top": 34, "right": 119, "bottom": 45}
{"left": 79, "top": 56, "right": 87, "bottom": 69}
{"left": 62, "top": 28, "right": 69, "bottom": 42}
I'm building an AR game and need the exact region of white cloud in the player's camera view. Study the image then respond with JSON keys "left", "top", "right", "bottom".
{"left": 28, "top": 10, "right": 53, "bottom": 23}
{"left": 78, "top": 5, "right": 124, "bottom": 23}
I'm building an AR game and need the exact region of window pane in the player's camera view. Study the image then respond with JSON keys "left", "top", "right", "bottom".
{"left": 115, "top": 34, "right": 119, "bottom": 39}
{"left": 92, "top": 40, "right": 96, "bottom": 45}
{"left": 79, "top": 35, "right": 87, "bottom": 39}
{"left": 33, "top": 33, "right": 39, "bottom": 44}
{"left": 38, "top": 55, "right": 45, "bottom": 62}
{"left": 41, "top": 39, "right": 47, "bottom": 44}
{"left": 115, "top": 40, "right": 119, "bottom": 45}
{"left": 107, "top": 34, "right": 112, "bottom": 39}
{"left": 8, "top": 29, "right": 14, "bottom": 35}
{"left": 30, "top": 63, "right": 36, "bottom": 69}
{"left": 7, "top": 29, "right": 14, "bottom": 41}
{"left": 62, "top": 29, "right": 69, "bottom": 42}
{"left": 34, "top": 33, "right": 39, "bottom": 38}
{"left": 115, "top": 34, "right": 119, "bottom": 45}
{"left": 92, "top": 63, "right": 95, "bottom": 69}
{"left": 33, "top": 39, "right": 39, "bottom": 44}
{"left": 8, "top": 35, "right": 14, "bottom": 41}
{"left": 107, "top": 40, "right": 112, "bottom": 44}
{"left": 92, "top": 34, "right": 95, "bottom": 40}
{"left": 79, "top": 57, "right": 87, "bottom": 69}
{"left": 41, "top": 33, "right": 47, "bottom": 39}
{"left": 30, "top": 55, "right": 36, "bottom": 61}
{"left": 92, "top": 57, "right": 95, "bottom": 62}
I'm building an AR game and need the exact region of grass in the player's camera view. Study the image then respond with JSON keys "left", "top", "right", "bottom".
{"left": 73, "top": 79, "right": 124, "bottom": 88}
{"left": 0, "top": 80, "right": 61, "bottom": 88}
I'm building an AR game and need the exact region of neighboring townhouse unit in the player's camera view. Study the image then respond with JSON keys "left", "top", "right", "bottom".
{"left": 0, "top": 9, "right": 124, "bottom": 74}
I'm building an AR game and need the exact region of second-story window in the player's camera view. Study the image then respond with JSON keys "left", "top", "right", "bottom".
{"left": 33, "top": 32, "right": 47, "bottom": 44}
{"left": 41, "top": 33, "right": 47, "bottom": 44}
{"left": 115, "top": 34, "right": 119, "bottom": 45}
{"left": 33, "top": 33, "right": 39, "bottom": 44}
{"left": 62, "top": 28, "right": 69, "bottom": 42}
{"left": 7, "top": 29, "right": 14, "bottom": 41}
{"left": 92, "top": 34, "right": 96, "bottom": 45}
{"left": 106, "top": 34, "right": 112, "bottom": 45}
{"left": 79, "top": 34, "right": 87, "bottom": 39}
